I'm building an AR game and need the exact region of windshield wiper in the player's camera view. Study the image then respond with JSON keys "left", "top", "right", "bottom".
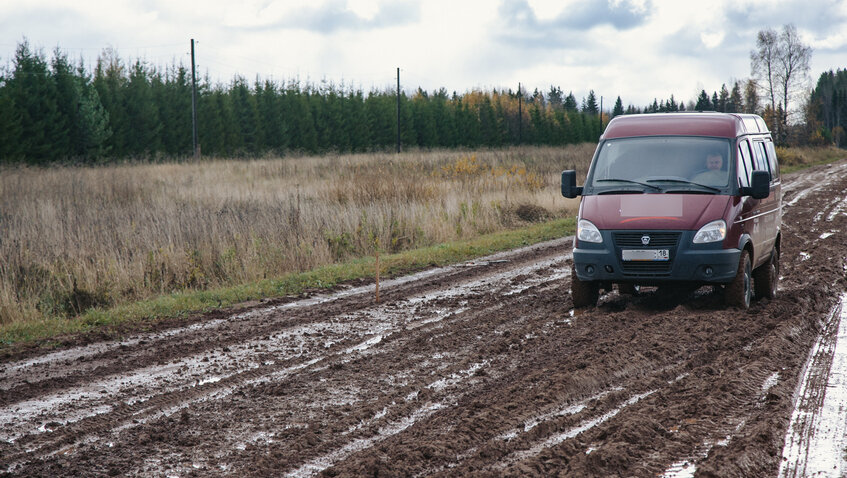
{"left": 596, "top": 189, "right": 647, "bottom": 195}
{"left": 595, "top": 178, "right": 661, "bottom": 191}
{"left": 645, "top": 177, "right": 721, "bottom": 193}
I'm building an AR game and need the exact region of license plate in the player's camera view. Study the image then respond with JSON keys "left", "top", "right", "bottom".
{"left": 622, "top": 249, "right": 670, "bottom": 261}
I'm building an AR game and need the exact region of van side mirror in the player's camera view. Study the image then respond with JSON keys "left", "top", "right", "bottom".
{"left": 561, "top": 170, "right": 583, "bottom": 198}
{"left": 742, "top": 170, "right": 770, "bottom": 199}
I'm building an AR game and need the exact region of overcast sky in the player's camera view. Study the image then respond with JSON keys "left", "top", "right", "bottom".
{"left": 1, "top": 0, "right": 846, "bottom": 108}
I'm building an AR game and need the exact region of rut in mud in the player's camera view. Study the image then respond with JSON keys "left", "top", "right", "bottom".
{"left": 2, "top": 161, "right": 847, "bottom": 477}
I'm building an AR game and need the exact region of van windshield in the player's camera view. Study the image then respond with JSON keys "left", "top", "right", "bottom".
{"left": 587, "top": 137, "right": 732, "bottom": 193}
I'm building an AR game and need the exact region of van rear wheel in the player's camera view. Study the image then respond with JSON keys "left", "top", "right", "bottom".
{"left": 571, "top": 266, "right": 599, "bottom": 308}
{"left": 754, "top": 247, "right": 779, "bottom": 299}
{"left": 726, "top": 250, "right": 753, "bottom": 309}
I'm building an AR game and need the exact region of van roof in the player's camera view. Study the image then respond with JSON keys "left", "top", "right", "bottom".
{"left": 601, "top": 112, "right": 770, "bottom": 140}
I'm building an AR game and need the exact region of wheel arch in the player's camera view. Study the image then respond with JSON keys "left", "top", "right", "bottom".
{"left": 737, "top": 233, "right": 754, "bottom": 258}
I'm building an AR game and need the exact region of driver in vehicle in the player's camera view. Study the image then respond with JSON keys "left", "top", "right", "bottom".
{"left": 692, "top": 152, "right": 728, "bottom": 186}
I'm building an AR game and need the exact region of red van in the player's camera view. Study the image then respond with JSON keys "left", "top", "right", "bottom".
{"left": 561, "top": 112, "right": 781, "bottom": 308}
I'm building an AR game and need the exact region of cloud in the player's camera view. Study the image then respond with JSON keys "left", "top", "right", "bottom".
{"left": 262, "top": 0, "right": 420, "bottom": 33}
{"left": 659, "top": 26, "right": 750, "bottom": 73}
{"left": 557, "top": 0, "right": 651, "bottom": 30}
{"left": 0, "top": 7, "right": 114, "bottom": 64}
{"left": 499, "top": 0, "right": 651, "bottom": 34}
{"left": 724, "top": 0, "right": 847, "bottom": 37}
{"left": 493, "top": 0, "right": 652, "bottom": 53}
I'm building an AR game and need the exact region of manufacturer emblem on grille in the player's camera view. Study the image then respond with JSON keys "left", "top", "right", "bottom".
{"left": 641, "top": 235, "right": 651, "bottom": 245}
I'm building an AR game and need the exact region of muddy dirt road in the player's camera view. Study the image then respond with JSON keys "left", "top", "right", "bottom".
{"left": 3, "top": 161, "right": 847, "bottom": 477}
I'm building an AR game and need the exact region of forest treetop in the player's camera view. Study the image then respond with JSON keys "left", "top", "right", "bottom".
{"left": 1, "top": 28, "right": 844, "bottom": 164}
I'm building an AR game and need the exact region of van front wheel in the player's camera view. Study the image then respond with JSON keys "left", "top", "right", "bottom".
{"left": 726, "top": 250, "right": 753, "bottom": 309}
{"left": 754, "top": 247, "right": 779, "bottom": 300}
{"left": 571, "top": 266, "right": 599, "bottom": 308}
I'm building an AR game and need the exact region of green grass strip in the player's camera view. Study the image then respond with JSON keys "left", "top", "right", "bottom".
{"left": 0, "top": 218, "right": 575, "bottom": 349}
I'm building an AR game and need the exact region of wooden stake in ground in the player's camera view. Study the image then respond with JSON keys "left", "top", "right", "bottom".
{"left": 375, "top": 238, "right": 380, "bottom": 303}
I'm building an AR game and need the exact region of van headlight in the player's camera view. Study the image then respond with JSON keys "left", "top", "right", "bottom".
{"left": 577, "top": 219, "right": 603, "bottom": 244}
{"left": 693, "top": 219, "right": 726, "bottom": 244}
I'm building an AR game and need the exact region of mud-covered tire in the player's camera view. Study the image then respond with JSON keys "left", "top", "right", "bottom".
{"left": 753, "top": 247, "right": 779, "bottom": 300}
{"left": 618, "top": 283, "right": 640, "bottom": 295}
{"left": 571, "top": 266, "right": 599, "bottom": 308}
{"left": 726, "top": 250, "right": 753, "bottom": 309}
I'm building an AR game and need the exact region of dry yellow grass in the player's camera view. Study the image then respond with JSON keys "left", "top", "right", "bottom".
{"left": 776, "top": 145, "right": 844, "bottom": 172}
{"left": 0, "top": 145, "right": 593, "bottom": 325}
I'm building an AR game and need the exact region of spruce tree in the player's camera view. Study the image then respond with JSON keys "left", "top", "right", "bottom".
{"left": 50, "top": 49, "right": 80, "bottom": 157}
{"left": 345, "top": 89, "right": 369, "bottom": 152}
{"left": 0, "top": 87, "right": 23, "bottom": 161}
{"left": 229, "top": 76, "right": 261, "bottom": 154}
{"left": 94, "top": 48, "right": 129, "bottom": 156}
{"left": 412, "top": 88, "right": 438, "bottom": 148}
{"left": 667, "top": 95, "right": 678, "bottom": 111}
{"left": 124, "top": 60, "right": 162, "bottom": 155}
{"left": 695, "top": 90, "right": 712, "bottom": 111}
{"left": 432, "top": 88, "right": 456, "bottom": 147}
{"left": 612, "top": 96, "right": 624, "bottom": 117}
{"left": 77, "top": 82, "right": 111, "bottom": 159}
{"left": 364, "top": 90, "right": 394, "bottom": 149}
{"left": 398, "top": 91, "right": 416, "bottom": 148}
{"left": 291, "top": 86, "right": 319, "bottom": 153}
{"left": 582, "top": 90, "right": 599, "bottom": 115}
{"left": 547, "top": 86, "right": 564, "bottom": 109}
{"left": 744, "top": 79, "right": 761, "bottom": 114}
{"left": 563, "top": 92, "right": 578, "bottom": 111}
{"left": 154, "top": 65, "right": 192, "bottom": 156}
{"left": 728, "top": 82, "right": 744, "bottom": 113}
{"left": 6, "top": 40, "right": 64, "bottom": 163}
{"left": 718, "top": 84, "right": 730, "bottom": 112}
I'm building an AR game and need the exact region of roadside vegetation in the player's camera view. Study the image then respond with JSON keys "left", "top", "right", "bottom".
{"left": 0, "top": 145, "right": 592, "bottom": 346}
{"left": 776, "top": 145, "right": 846, "bottom": 173}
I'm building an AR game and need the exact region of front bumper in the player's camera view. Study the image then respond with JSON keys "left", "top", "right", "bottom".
{"left": 572, "top": 230, "right": 741, "bottom": 285}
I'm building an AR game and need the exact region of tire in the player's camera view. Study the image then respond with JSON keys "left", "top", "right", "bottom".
{"left": 618, "top": 283, "right": 640, "bottom": 295}
{"left": 571, "top": 266, "right": 599, "bottom": 308}
{"left": 726, "top": 250, "right": 753, "bottom": 309}
{"left": 754, "top": 247, "right": 779, "bottom": 300}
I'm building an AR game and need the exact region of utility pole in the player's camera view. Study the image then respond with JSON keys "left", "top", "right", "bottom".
{"left": 190, "top": 39, "right": 199, "bottom": 159}
{"left": 518, "top": 82, "right": 522, "bottom": 145}
{"left": 396, "top": 67, "right": 401, "bottom": 154}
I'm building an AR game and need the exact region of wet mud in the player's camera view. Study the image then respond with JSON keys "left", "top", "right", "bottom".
{"left": 3, "top": 161, "right": 847, "bottom": 477}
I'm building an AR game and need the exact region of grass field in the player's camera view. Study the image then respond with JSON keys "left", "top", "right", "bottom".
{"left": 2, "top": 143, "right": 842, "bottom": 347}
{"left": 0, "top": 145, "right": 592, "bottom": 339}
{"left": 776, "top": 145, "right": 846, "bottom": 172}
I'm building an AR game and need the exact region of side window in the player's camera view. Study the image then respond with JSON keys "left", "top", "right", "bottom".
{"left": 751, "top": 140, "right": 769, "bottom": 172}
{"left": 765, "top": 140, "right": 780, "bottom": 180}
{"left": 737, "top": 140, "right": 753, "bottom": 187}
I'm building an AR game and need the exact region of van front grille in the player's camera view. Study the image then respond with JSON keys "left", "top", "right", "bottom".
{"left": 615, "top": 231, "right": 680, "bottom": 277}
{"left": 614, "top": 232, "right": 681, "bottom": 248}
{"left": 620, "top": 261, "right": 673, "bottom": 276}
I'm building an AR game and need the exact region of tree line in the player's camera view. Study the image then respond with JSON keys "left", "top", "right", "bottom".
{"left": 1, "top": 28, "right": 844, "bottom": 164}
{"left": 0, "top": 41, "right": 605, "bottom": 164}
{"left": 808, "top": 68, "right": 847, "bottom": 147}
